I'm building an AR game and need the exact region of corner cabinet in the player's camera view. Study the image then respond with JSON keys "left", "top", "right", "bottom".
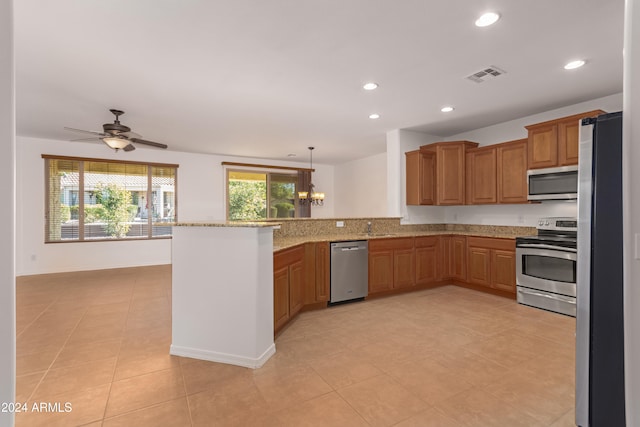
{"left": 433, "top": 235, "right": 466, "bottom": 282}
{"left": 406, "top": 141, "right": 478, "bottom": 206}
{"left": 526, "top": 110, "right": 605, "bottom": 169}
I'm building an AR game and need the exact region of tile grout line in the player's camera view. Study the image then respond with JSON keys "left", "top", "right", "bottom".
{"left": 15, "top": 293, "right": 60, "bottom": 340}
{"left": 99, "top": 274, "right": 136, "bottom": 424}
{"left": 179, "top": 359, "right": 195, "bottom": 427}
{"left": 22, "top": 297, "right": 90, "bottom": 405}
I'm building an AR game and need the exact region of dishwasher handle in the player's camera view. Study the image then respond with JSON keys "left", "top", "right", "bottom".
{"left": 337, "top": 246, "right": 364, "bottom": 251}
{"left": 330, "top": 241, "right": 368, "bottom": 252}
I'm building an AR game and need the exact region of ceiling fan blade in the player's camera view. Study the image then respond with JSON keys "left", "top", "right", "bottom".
{"left": 70, "top": 137, "right": 101, "bottom": 142}
{"left": 130, "top": 138, "right": 168, "bottom": 149}
{"left": 64, "top": 127, "right": 107, "bottom": 137}
{"left": 121, "top": 131, "right": 142, "bottom": 139}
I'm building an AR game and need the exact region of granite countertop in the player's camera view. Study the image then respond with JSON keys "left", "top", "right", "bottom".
{"left": 273, "top": 228, "right": 532, "bottom": 252}
{"left": 175, "top": 221, "right": 281, "bottom": 228}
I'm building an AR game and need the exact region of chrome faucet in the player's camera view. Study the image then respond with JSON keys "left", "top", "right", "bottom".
{"left": 367, "top": 221, "right": 372, "bottom": 235}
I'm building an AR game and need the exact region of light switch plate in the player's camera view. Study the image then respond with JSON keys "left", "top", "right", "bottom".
{"left": 336, "top": 221, "right": 344, "bottom": 227}
{"left": 635, "top": 233, "right": 640, "bottom": 260}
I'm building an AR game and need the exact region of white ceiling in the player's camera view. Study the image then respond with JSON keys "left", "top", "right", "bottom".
{"left": 14, "top": 0, "right": 624, "bottom": 165}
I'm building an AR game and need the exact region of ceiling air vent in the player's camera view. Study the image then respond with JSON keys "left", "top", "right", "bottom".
{"left": 466, "top": 66, "right": 506, "bottom": 83}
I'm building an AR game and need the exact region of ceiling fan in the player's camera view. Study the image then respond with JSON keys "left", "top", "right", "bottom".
{"left": 64, "top": 109, "right": 168, "bottom": 152}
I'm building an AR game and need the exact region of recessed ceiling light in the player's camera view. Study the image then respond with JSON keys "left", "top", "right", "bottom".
{"left": 363, "top": 82, "right": 379, "bottom": 90}
{"left": 369, "top": 113, "right": 380, "bottom": 119}
{"left": 441, "top": 106, "right": 455, "bottom": 113}
{"left": 475, "top": 12, "right": 500, "bottom": 27}
{"left": 564, "top": 60, "right": 586, "bottom": 70}
{"left": 287, "top": 153, "right": 296, "bottom": 157}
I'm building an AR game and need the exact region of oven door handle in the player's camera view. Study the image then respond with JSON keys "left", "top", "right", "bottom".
{"left": 518, "top": 288, "right": 577, "bottom": 304}
{"left": 516, "top": 243, "right": 577, "bottom": 253}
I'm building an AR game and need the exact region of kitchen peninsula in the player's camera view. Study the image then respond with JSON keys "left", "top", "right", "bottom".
{"left": 171, "top": 217, "right": 536, "bottom": 368}
{"left": 170, "top": 221, "right": 279, "bottom": 369}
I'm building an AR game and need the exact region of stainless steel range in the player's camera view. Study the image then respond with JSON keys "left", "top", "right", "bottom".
{"left": 515, "top": 217, "right": 577, "bottom": 316}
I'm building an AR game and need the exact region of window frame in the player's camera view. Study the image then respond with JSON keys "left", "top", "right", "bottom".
{"left": 43, "top": 154, "right": 179, "bottom": 243}
{"left": 225, "top": 167, "right": 300, "bottom": 221}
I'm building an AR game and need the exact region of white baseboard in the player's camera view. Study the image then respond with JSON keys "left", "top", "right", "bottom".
{"left": 169, "top": 343, "right": 276, "bottom": 369}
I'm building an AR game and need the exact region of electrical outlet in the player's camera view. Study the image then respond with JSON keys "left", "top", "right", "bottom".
{"left": 452, "top": 213, "right": 458, "bottom": 222}
{"left": 30, "top": 254, "right": 36, "bottom": 261}
{"left": 518, "top": 215, "right": 525, "bottom": 224}
{"left": 336, "top": 221, "right": 344, "bottom": 228}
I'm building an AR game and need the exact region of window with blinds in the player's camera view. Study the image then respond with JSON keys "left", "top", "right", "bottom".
{"left": 44, "top": 155, "right": 178, "bottom": 242}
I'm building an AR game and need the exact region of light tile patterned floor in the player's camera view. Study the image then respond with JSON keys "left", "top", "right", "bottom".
{"left": 15, "top": 265, "right": 576, "bottom": 426}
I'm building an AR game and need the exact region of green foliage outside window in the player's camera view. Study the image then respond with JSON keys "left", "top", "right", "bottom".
{"left": 228, "top": 180, "right": 267, "bottom": 220}
{"left": 94, "top": 183, "right": 134, "bottom": 237}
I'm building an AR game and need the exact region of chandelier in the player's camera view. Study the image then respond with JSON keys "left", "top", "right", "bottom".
{"left": 298, "top": 147, "right": 325, "bottom": 206}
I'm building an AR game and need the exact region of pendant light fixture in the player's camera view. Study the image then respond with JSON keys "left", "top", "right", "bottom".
{"left": 298, "top": 147, "right": 325, "bottom": 206}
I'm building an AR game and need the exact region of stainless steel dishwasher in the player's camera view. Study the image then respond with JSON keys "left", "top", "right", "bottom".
{"left": 330, "top": 240, "right": 368, "bottom": 304}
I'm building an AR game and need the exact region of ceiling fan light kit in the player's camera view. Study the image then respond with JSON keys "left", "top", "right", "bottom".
{"left": 64, "top": 109, "right": 169, "bottom": 152}
{"left": 102, "top": 136, "right": 130, "bottom": 150}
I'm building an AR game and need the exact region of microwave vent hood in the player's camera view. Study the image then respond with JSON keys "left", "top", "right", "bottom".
{"left": 527, "top": 165, "right": 578, "bottom": 201}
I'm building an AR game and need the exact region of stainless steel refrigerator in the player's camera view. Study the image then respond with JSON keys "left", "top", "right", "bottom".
{"left": 576, "top": 111, "right": 625, "bottom": 426}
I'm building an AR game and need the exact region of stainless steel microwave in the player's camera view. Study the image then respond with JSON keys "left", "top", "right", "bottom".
{"left": 527, "top": 165, "right": 578, "bottom": 201}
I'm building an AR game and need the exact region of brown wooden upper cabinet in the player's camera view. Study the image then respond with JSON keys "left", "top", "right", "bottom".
{"left": 525, "top": 110, "right": 605, "bottom": 169}
{"left": 406, "top": 141, "right": 478, "bottom": 206}
{"left": 405, "top": 150, "right": 436, "bottom": 205}
{"left": 466, "top": 146, "right": 497, "bottom": 204}
{"left": 496, "top": 139, "right": 528, "bottom": 204}
{"left": 465, "top": 138, "right": 528, "bottom": 205}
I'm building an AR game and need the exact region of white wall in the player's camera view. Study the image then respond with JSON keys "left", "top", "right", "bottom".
{"left": 1, "top": 1, "right": 16, "bottom": 425}
{"left": 333, "top": 152, "right": 387, "bottom": 217}
{"left": 623, "top": 0, "right": 640, "bottom": 423}
{"left": 16, "top": 136, "right": 334, "bottom": 275}
{"left": 385, "top": 129, "right": 445, "bottom": 223}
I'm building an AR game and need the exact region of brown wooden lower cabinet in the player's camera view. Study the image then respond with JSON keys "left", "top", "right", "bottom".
{"left": 368, "top": 249, "right": 394, "bottom": 294}
{"left": 368, "top": 237, "right": 415, "bottom": 294}
{"left": 274, "top": 234, "right": 517, "bottom": 333}
{"left": 394, "top": 248, "right": 415, "bottom": 289}
{"left": 491, "top": 249, "right": 516, "bottom": 292}
{"left": 466, "top": 237, "right": 516, "bottom": 293}
{"left": 468, "top": 246, "right": 491, "bottom": 287}
{"left": 273, "top": 265, "right": 290, "bottom": 332}
{"left": 415, "top": 236, "right": 438, "bottom": 284}
{"left": 273, "top": 245, "right": 305, "bottom": 333}
{"left": 435, "top": 235, "right": 467, "bottom": 282}
{"left": 288, "top": 259, "right": 304, "bottom": 318}
{"left": 315, "top": 242, "right": 330, "bottom": 302}
{"left": 437, "top": 235, "right": 451, "bottom": 280}
{"left": 450, "top": 236, "right": 467, "bottom": 281}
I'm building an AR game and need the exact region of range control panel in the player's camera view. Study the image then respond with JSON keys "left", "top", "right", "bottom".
{"left": 537, "top": 217, "right": 577, "bottom": 231}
